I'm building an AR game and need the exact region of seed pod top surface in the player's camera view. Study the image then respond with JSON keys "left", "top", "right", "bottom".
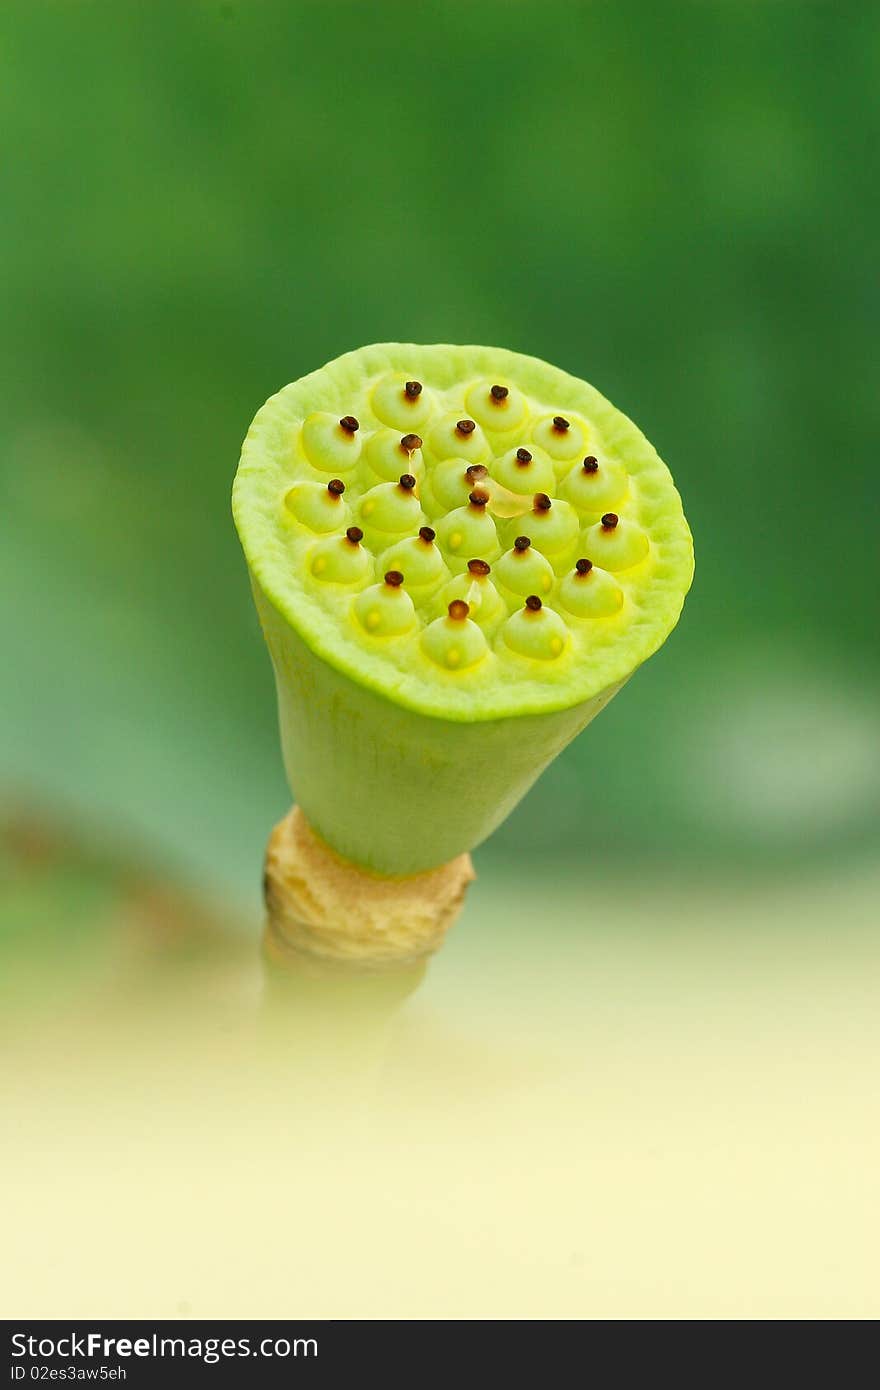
{"left": 233, "top": 343, "right": 693, "bottom": 720}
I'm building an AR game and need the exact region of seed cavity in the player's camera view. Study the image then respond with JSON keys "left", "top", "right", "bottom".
{"left": 346, "top": 526, "right": 363, "bottom": 544}
{"left": 534, "top": 493, "right": 552, "bottom": 512}
{"left": 327, "top": 479, "right": 345, "bottom": 496}
{"left": 552, "top": 416, "right": 570, "bottom": 433}
{"left": 490, "top": 385, "right": 509, "bottom": 401}
{"left": 400, "top": 433, "right": 422, "bottom": 453}
{"left": 339, "top": 415, "right": 359, "bottom": 434}
{"left": 601, "top": 512, "right": 619, "bottom": 530}
{"left": 404, "top": 381, "right": 422, "bottom": 398}
{"left": 384, "top": 570, "right": 404, "bottom": 587}
{"left": 468, "top": 559, "right": 491, "bottom": 576}
{"left": 448, "top": 600, "right": 470, "bottom": 621}
{"left": 456, "top": 419, "right": 476, "bottom": 436}
{"left": 469, "top": 489, "right": 489, "bottom": 508}
{"left": 575, "top": 558, "right": 593, "bottom": 575}
{"left": 514, "top": 535, "right": 531, "bottom": 552}
{"left": 525, "top": 595, "right": 543, "bottom": 611}
{"left": 419, "top": 526, "right": 436, "bottom": 543}
{"left": 399, "top": 473, "right": 417, "bottom": 490}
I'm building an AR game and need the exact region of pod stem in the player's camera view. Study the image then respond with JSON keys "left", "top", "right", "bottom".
{"left": 262, "top": 805, "right": 475, "bottom": 980}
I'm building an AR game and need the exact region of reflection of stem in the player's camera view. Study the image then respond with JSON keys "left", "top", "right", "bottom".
{"left": 259, "top": 806, "right": 474, "bottom": 1093}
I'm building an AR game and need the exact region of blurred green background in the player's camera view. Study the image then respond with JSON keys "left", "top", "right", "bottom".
{"left": 1, "top": 0, "right": 878, "bottom": 905}
{"left": 2, "top": 0, "right": 879, "bottom": 1324}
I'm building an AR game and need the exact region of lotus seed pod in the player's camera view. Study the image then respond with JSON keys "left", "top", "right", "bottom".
{"left": 494, "top": 537, "right": 556, "bottom": 599}
{"left": 531, "top": 412, "right": 589, "bottom": 477}
{"left": 429, "top": 459, "right": 494, "bottom": 514}
{"left": 490, "top": 444, "right": 556, "bottom": 496}
{"left": 371, "top": 373, "right": 433, "bottom": 430}
{"left": 464, "top": 380, "right": 529, "bottom": 436}
{"left": 435, "top": 491, "right": 501, "bottom": 572}
{"left": 425, "top": 414, "right": 491, "bottom": 466}
{"left": 353, "top": 571, "right": 417, "bottom": 636}
{"left": 284, "top": 478, "right": 351, "bottom": 533}
{"left": 233, "top": 343, "right": 693, "bottom": 905}
{"left": 378, "top": 528, "right": 449, "bottom": 597}
{"left": 364, "top": 428, "right": 425, "bottom": 484}
{"left": 558, "top": 559, "right": 624, "bottom": 619}
{"left": 511, "top": 493, "right": 580, "bottom": 568}
{"left": 440, "top": 559, "right": 505, "bottom": 629}
{"left": 582, "top": 512, "right": 650, "bottom": 571}
{"left": 560, "top": 453, "right": 629, "bottom": 515}
{"left": 421, "top": 601, "right": 489, "bottom": 672}
{"left": 501, "top": 596, "right": 570, "bottom": 661}
{"left": 355, "top": 475, "right": 425, "bottom": 543}
{"left": 307, "top": 526, "right": 373, "bottom": 585}
{"left": 301, "top": 411, "right": 363, "bottom": 473}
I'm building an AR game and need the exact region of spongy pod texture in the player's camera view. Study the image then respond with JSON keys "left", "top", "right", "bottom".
{"left": 234, "top": 343, "right": 694, "bottom": 876}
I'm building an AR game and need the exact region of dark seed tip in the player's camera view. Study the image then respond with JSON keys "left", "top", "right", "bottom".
{"left": 339, "top": 415, "right": 359, "bottom": 434}
{"left": 601, "top": 512, "right": 619, "bottom": 530}
{"left": 490, "top": 384, "right": 509, "bottom": 401}
{"left": 552, "top": 415, "right": 570, "bottom": 432}
{"left": 583, "top": 456, "right": 599, "bottom": 473}
{"left": 399, "top": 473, "right": 416, "bottom": 490}
{"left": 466, "top": 463, "right": 488, "bottom": 478}
{"left": 525, "top": 594, "right": 543, "bottom": 611}
{"left": 468, "top": 558, "right": 491, "bottom": 576}
{"left": 534, "top": 492, "right": 552, "bottom": 511}
{"left": 327, "top": 478, "right": 345, "bottom": 495}
{"left": 448, "top": 599, "right": 470, "bottom": 621}
{"left": 384, "top": 570, "right": 404, "bottom": 587}
{"left": 514, "top": 535, "right": 531, "bottom": 552}
{"left": 456, "top": 418, "right": 476, "bottom": 435}
{"left": 515, "top": 448, "right": 532, "bottom": 465}
{"left": 419, "top": 525, "right": 436, "bottom": 543}
{"left": 400, "top": 433, "right": 422, "bottom": 452}
{"left": 404, "top": 380, "right": 422, "bottom": 398}
{"left": 346, "top": 526, "right": 363, "bottom": 544}
{"left": 575, "top": 558, "right": 593, "bottom": 575}
{"left": 468, "top": 488, "right": 489, "bottom": 507}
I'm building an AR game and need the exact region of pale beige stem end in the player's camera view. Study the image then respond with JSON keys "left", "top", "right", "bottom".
{"left": 263, "top": 805, "right": 475, "bottom": 974}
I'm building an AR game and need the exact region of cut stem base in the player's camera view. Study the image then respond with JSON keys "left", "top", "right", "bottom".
{"left": 263, "top": 805, "right": 475, "bottom": 977}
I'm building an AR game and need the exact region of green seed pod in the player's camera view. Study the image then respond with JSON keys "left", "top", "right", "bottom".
{"left": 582, "top": 512, "right": 650, "bottom": 571}
{"left": 307, "top": 527, "right": 372, "bottom": 585}
{"left": 301, "top": 411, "right": 362, "bottom": 473}
{"left": 421, "top": 601, "right": 489, "bottom": 672}
{"left": 233, "top": 343, "right": 693, "bottom": 880}
{"left": 494, "top": 537, "right": 556, "bottom": 599}
{"left": 558, "top": 559, "right": 624, "bottom": 619}
{"left": 353, "top": 571, "right": 417, "bottom": 636}
{"left": 364, "top": 429, "right": 425, "bottom": 484}
{"left": 464, "top": 380, "right": 529, "bottom": 436}
{"left": 435, "top": 491, "right": 502, "bottom": 573}
{"left": 284, "top": 478, "right": 351, "bottom": 533}
{"left": 490, "top": 444, "right": 556, "bottom": 496}
{"left": 560, "top": 453, "right": 629, "bottom": 515}
{"left": 501, "top": 596, "right": 570, "bottom": 661}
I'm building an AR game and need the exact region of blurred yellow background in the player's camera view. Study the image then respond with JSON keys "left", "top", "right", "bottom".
{"left": 1, "top": 1, "right": 878, "bottom": 1319}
